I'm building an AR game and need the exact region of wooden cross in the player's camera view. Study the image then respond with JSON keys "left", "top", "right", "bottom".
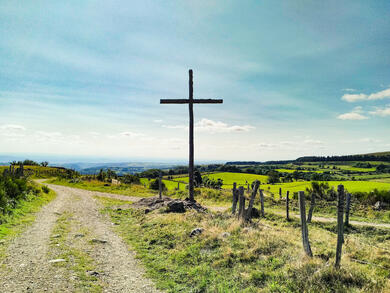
{"left": 161, "top": 69, "right": 223, "bottom": 201}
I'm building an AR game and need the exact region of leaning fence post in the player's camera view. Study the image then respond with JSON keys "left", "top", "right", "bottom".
{"left": 238, "top": 186, "right": 245, "bottom": 219}
{"left": 299, "top": 191, "right": 313, "bottom": 257}
{"left": 245, "top": 181, "right": 260, "bottom": 221}
{"left": 286, "top": 191, "right": 290, "bottom": 221}
{"left": 232, "top": 182, "right": 238, "bottom": 214}
{"left": 335, "top": 185, "right": 345, "bottom": 268}
{"left": 259, "top": 189, "right": 265, "bottom": 217}
{"left": 158, "top": 172, "right": 162, "bottom": 199}
{"left": 345, "top": 192, "right": 351, "bottom": 226}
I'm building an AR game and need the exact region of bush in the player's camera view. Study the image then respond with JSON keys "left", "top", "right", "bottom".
{"left": 149, "top": 179, "right": 166, "bottom": 191}
{"left": 41, "top": 185, "right": 50, "bottom": 194}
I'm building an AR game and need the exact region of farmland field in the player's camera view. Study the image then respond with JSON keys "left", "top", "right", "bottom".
{"left": 168, "top": 172, "right": 390, "bottom": 194}
{"left": 171, "top": 172, "right": 268, "bottom": 188}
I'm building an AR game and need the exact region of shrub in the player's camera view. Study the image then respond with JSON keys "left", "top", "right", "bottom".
{"left": 149, "top": 179, "right": 166, "bottom": 191}
{"left": 41, "top": 185, "right": 50, "bottom": 194}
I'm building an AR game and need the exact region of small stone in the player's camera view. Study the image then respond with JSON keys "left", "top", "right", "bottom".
{"left": 52, "top": 234, "right": 61, "bottom": 238}
{"left": 48, "top": 259, "right": 66, "bottom": 263}
{"left": 87, "top": 271, "right": 99, "bottom": 277}
{"left": 91, "top": 238, "right": 108, "bottom": 244}
{"left": 74, "top": 234, "right": 85, "bottom": 238}
{"left": 220, "top": 232, "right": 231, "bottom": 238}
{"left": 190, "top": 228, "right": 204, "bottom": 237}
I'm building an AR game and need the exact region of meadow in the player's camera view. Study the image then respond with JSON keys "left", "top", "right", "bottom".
{"left": 165, "top": 172, "right": 390, "bottom": 195}
{"left": 100, "top": 197, "right": 390, "bottom": 292}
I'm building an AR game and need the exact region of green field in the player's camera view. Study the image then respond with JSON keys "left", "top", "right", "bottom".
{"left": 172, "top": 172, "right": 268, "bottom": 188}
{"left": 276, "top": 169, "right": 323, "bottom": 173}
{"left": 262, "top": 180, "right": 390, "bottom": 196}
{"left": 168, "top": 172, "right": 390, "bottom": 194}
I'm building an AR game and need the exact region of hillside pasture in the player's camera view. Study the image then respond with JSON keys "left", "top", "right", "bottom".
{"left": 172, "top": 172, "right": 268, "bottom": 189}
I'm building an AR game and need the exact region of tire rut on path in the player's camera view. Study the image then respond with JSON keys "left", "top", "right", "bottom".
{"left": 0, "top": 183, "right": 161, "bottom": 293}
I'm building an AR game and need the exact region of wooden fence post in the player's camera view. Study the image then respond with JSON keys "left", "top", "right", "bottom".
{"left": 335, "top": 185, "right": 345, "bottom": 268}
{"left": 345, "top": 192, "right": 351, "bottom": 226}
{"left": 232, "top": 182, "right": 238, "bottom": 214}
{"left": 245, "top": 181, "right": 260, "bottom": 221}
{"left": 307, "top": 192, "right": 316, "bottom": 223}
{"left": 159, "top": 172, "right": 162, "bottom": 199}
{"left": 279, "top": 187, "right": 282, "bottom": 199}
{"left": 238, "top": 186, "right": 245, "bottom": 220}
{"left": 298, "top": 191, "right": 313, "bottom": 257}
{"left": 260, "top": 189, "right": 265, "bottom": 217}
{"left": 286, "top": 191, "right": 290, "bottom": 221}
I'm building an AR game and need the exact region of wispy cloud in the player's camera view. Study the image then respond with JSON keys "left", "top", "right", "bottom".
{"left": 163, "top": 118, "right": 255, "bottom": 133}
{"left": 369, "top": 106, "right": 390, "bottom": 117}
{"left": 342, "top": 88, "right": 390, "bottom": 102}
{"left": 0, "top": 124, "right": 26, "bottom": 131}
{"left": 337, "top": 106, "right": 368, "bottom": 120}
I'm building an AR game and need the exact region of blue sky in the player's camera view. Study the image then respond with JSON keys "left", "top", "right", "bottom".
{"left": 0, "top": 1, "right": 389, "bottom": 162}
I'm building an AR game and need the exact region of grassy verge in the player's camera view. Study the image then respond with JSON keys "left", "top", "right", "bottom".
{"left": 49, "top": 212, "right": 103, "bottom": 292}
{"left": 47, "top": 178, "right": 155, "bottom": 197}
{"left": 0, "top": 187, "right": 56, "bottom": 257}
{"left": 100, "top": 198, "right": 389, "bottom": 292}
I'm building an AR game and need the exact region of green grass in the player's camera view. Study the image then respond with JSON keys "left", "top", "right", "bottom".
{"left": 0, "top": 186, "right": 56, "bottom": 258}
{"left": 0, "top": 165, "right": 67, "bottom": 178}
{"left": 48, "top": 178, "right": 155, "bottom": 197}
{"left": 262, "top": 181, "right": 390, "bottom": 196}
{"left": 100, "top": 199, "right": 390, "bottom": 292}
{"left": 276, "top": 169, "right": 323, "bottom": 173}
{"left": 49, "top": 212, "right": 103, "bottom": 292}
{"left": 172, "top": 172, "right": 269, "bottom": 189}
{"left": 168, "top": 172, "right": 390, "bottom": 194}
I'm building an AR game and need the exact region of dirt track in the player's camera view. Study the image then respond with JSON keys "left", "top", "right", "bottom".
{"left": 0, "top": 183, "right": 160, "bottom": 293}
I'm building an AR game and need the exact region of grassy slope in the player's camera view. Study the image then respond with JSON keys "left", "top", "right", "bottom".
{"left": 100, "top": 197, "right": 390, "bottom": 293}
{"left": 47, "top": 179, "right": 156, "bottom": 197}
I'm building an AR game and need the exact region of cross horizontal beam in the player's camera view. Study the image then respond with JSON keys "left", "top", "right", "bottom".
{"left": 160, "top": 99, "right": 223, "bottom": 104}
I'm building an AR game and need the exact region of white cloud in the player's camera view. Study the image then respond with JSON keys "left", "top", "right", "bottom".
{"left": 341, "top": 88, "right": 390, "bottom": 102}
{"left": 162, "top": 118, "right": 255, "bottom": 133}
{"left": 341, "top": 93, "right": 368, "bottom": 102}
{"left": 342, "top": 88, "right": 356, "bottom": 92}
{"left": 153, "top": 119, "right": 163, "bottom": 123}
{"left": 337, "top": 112, "right": 368, "bottom": 120}
{"left": 337, "top": 106, "right": 368, "bottom": 120}
{"left": 303, "top": 139, "right": 324, "bottom": 145}
{"left": 369, "top": 106, "right": 390, "bottom": 117}
{"left": 256, "top": 142, "right": 277, "bottom": 149}
{"left": 0, "top": 124, "right": 26, "bottom": 131}
{"left": 0, "top": 124, "right": 26, "bottom": 138}
{"left": 119, "top": 131, "right": 145, "bottom": 138}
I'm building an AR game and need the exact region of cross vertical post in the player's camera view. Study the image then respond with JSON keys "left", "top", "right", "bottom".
{"left": 160, "top": 69, "right": 223, "bottom": 202}
{"left": 188, "top": 70, "right": 194, "bottom": 201}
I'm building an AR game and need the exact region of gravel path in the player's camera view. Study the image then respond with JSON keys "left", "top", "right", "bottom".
{"left": 0, "top": 183, "right": 161, "bottom": 293}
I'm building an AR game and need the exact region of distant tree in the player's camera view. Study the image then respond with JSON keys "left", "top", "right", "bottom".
{"left": 149, "top": 179, "right": 166, "bottom": 191}
{"left": 267, "top": 170, "right": 280, "bottom": 184}
{"left": 22, "top": 159, "right": 39, "bottom": 166}
{"left": 194, "top": 170, "right": 202, "bottom": 187}
{"left": 121, "top": 174, "right": 140, "bottom": 184}
{"left": 40, "top": 161, "right": 49, "bottom": 167}
{"left": 97, "top": 169, "right": 106, "bottom": 181}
